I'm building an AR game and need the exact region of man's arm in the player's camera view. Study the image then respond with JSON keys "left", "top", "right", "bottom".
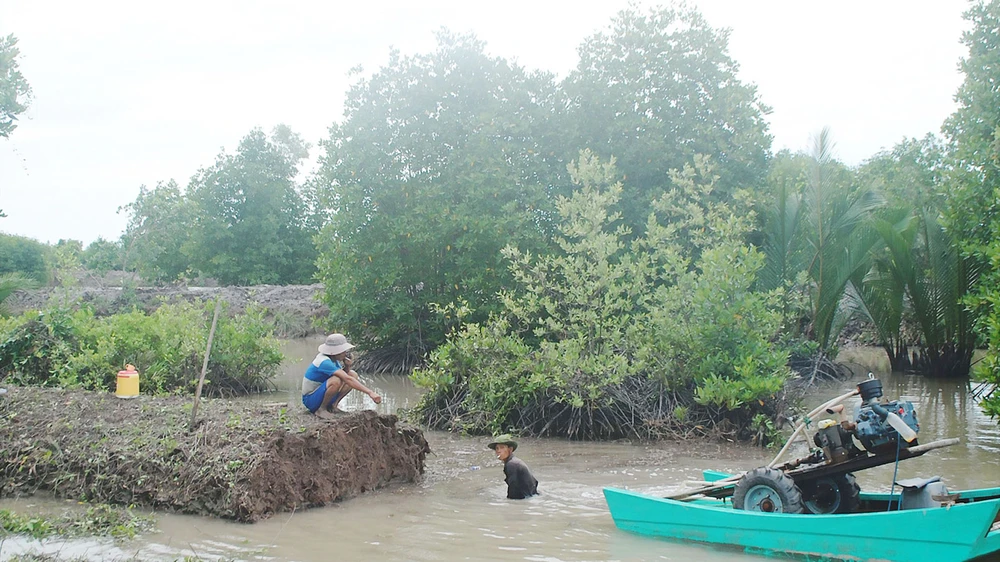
{"left": 332, "top": 368, "right": 382, "bottom": 403}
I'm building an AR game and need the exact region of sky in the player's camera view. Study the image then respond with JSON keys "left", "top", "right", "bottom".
{"left": 0, "top": 0, "right": 971, "bottom": 246}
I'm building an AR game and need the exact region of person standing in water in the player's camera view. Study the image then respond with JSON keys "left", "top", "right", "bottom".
{"left": 487, "top": 434, "right": 538, "bottom": 499}
{"left": 302, "top": 333, "right": 382, "bottom": 419}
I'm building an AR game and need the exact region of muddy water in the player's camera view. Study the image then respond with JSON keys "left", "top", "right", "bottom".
{"left": 3, "top": 344, "right": 1000, "bottom": 562}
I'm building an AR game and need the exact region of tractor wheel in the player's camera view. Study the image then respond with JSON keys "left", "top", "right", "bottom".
{"left": 802, "top": 473, "right": 861, "bottom": 514}
{"left": 733, "top": 467, "right": 804, "bottom": 513}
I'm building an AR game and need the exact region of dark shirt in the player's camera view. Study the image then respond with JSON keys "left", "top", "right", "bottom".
{"left": 503, "top": 455, "right": 538, "bottom": 499}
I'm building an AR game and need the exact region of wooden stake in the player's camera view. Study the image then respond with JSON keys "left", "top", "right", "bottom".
{"left": 190, "top": 299, "right": 222, "bottom": 431}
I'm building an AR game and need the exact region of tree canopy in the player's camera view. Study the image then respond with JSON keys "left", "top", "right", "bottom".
{"left": 0, "top": 234, "right": 48, "bottom": 284}
{"left": 0, "top": 34, "right": 31, "bottom": 140}
{"left": 942, "top": 0, "right": 1000, "bottom": 251}
{"left": 562, "top": 4, "right": 772, "bottom": 236}
{"left": 186, "top": 127, "right": 316, "bottom": 285}
{"left": 0, "top": 33, "right": 32, "bottom": 219}
{"left": 314, "top": 32, "right": 564, "bottom": 368}
{"left": 941, "top": 0, "right": 1000, "bottom": 409}
{"left": 119, "top": 126, "right": 318, "bottom": 285}
{"left": 411, "top": 152, "right": 791, "bottom": 440}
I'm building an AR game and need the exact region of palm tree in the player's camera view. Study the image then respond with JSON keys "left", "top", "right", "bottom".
{"left": 849, "top": 209, "right": 919, "bottom": 371}
{"left": 853, "top": 208, "right": 982, "bottom": 377}
{"left": 761, "top": 129, "right": 883, "bottom": 379}
{"left": 801, "top": 130, "right": 884, "bottom": 351}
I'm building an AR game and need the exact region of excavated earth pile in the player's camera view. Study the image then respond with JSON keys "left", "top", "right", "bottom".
{"left": 8, "top": 284, "right": 330, "bottom": 336}
{"left": 0, "top": 387, "right": 430, "bottom": 522}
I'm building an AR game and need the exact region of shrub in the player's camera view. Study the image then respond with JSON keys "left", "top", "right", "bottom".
{"left": 0, "top": 300, "right": 282, "bottom": 396}
{"left": 410, "top": 152, "right": 792, "bottom": 441}
{"left": 0, "top": 233, "right": 48, "bottom": 284}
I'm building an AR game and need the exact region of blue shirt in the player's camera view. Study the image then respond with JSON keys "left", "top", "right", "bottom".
{"left": 302, "top": 353, "right": 343, "bottom": 396}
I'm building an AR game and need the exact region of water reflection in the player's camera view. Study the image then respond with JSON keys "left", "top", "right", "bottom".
{"left": 804, "top": 347, "right": 1000, "bottom": 491}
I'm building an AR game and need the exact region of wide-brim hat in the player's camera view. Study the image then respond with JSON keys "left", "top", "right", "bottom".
{"left": 487, "top": 434, "right": 518, "bottom": 451}
{"left": 318, "top": 333, "right": 355, "bottom": 356}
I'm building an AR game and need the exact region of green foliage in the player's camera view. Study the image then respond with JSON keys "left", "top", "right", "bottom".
{"left": 316, "top": 31, "right": 562, "bottom": 366}
{"left": 119, "top": 125, "right": 316, "bottom": 286}
{"left": 0, "top": 510, "right": 52, "bottom": 539}
{"left": 268, "top": 307, "right": 313, "bottom": 338}
{"left": 0, "top": 233, "right": 49, "bottom": 284}
{"left": 845, "top": 207, "right": 911, "bottom": 369}
{"left": 119, "top": 180, "right": 194, "bottom": 283}
{"left": 972, "top": 192, "right": 1000, "bottom": 415}
{"left": 185, "top": 127, "right": 317, "bottom": 285}
{"left": 0, "top": 504, "right": 153, "bottom": 540}
{"left": 205, "top": 302, "right": 285, "bottom": 394}
{"left": 936, "top": 0, "right": 1000, "bottom": 392}
{"left": 0, "top": 272, "right": 36, "bottom": 317}
{"left": 848, "top": 139, "right": 949, "bottom": 371}
{"left": 411, "top": 152, "right": 791, "bottom": 440}
{"left": 942, "top": 0, "right": 1000, "bottom": 253}
{"left": 0, "top": 301, "right": 282, "bottom": 396}
{"left": 640, "top": 158, "right": 789, "bottom": 405}
{"left": 562, "top": 4, "right": 771, "bottom": 237}
{"left": 854, "top": 204, "right": 981, "bottom": 376}
{"left": 649, "top": 244, "right": 789, "bottom": 408}
{"left": 0, "top": 308, "right": 78, "bottom": 386}
{"left": 81, "top": 237, "right": 123, "bottom": 276}
{"left": 759, "top": 130, "right": 883, "bottom": 354}
{"left": 857, "top": 134, "right": 948, "bottom": 213}
{"left": 46, "top": 239, "right": 84, "bottom": 288}
{"left": 411, "top": 317, "right": 534, "bottom": 435}
{"left": 0, "top": 34, "right": 32, "bottom": 139}
{"left": 750, "top": 412, "right": 782, "bottom": 448}
{"left": 757, "top": 151, "right": 810, "bottom": 295}
{"left": 501, "top": 150, "right": 643, "bottom": 359}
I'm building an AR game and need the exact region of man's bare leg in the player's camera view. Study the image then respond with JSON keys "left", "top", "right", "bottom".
{"left": 330, "top": 386, "right": 353, "bottom": 413}
{"left": 330, "top": 369, "right": 364, "bottom": 412}
{"left": 316, "top": 379, "right": 346, "bottom": 419}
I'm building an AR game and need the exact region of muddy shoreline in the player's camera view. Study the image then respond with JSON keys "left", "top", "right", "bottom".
{"left": 0, "top": 387, "right": 429, "bottom": 522}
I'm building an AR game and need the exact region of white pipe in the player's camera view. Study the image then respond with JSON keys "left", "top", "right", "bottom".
{"left": 669, "top": 388, "right": 863, "bottom": 497}
{"left": 768, "top": 388, "right": 860, "bottom": 468}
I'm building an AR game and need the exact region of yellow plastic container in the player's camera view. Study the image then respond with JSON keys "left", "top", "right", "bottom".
{"left": 116, "top": 364, "right": 139, "bottom": 398}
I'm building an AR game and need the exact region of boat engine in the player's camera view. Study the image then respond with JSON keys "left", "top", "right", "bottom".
{"left": 814, "top": 377, "right": 920, "bottom": 461}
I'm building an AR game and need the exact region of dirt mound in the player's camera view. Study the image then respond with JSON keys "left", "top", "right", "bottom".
{"left": 0, "top": 387, "right": 429, "bottom": 522}
{"left": 8, "top": 284, "right": 329, "bottom": 336}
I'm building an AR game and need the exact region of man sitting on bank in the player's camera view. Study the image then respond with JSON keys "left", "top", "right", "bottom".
{"left": 302, "top": 333, "right": 382, "bottom": 419}
{"left": 488, "top": 434, "right": 539, "bottom": 499}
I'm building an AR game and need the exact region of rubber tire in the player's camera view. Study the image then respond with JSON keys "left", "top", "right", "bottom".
{"left": 733, "top": 467, "right": 804, "bottom": 513}
{"left": 802, "top": 473, "right": 861, "bottom": 514}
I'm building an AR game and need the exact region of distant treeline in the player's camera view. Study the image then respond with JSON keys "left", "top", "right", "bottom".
{"left": 5, "top": 2, "right": 1000, "bottom": 437}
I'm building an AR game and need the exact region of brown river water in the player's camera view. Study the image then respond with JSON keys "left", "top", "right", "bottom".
{"left": 3, "top": 339, "right": 1000, "bottom": 561}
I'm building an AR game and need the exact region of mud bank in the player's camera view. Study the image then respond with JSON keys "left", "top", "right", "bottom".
{"left": 0, "top": 387, "right": 429, "bottom": 522}
{"left": 9, "top": 284, "right": 329, "bottom": 337}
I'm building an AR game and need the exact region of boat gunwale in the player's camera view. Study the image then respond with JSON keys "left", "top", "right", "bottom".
{"left": 603, "top": 486, "right": 1000, "bottom": 562}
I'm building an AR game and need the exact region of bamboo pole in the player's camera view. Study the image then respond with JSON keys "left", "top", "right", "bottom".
{"left": 905, "top": 437, "right": 959, "bottom": 454}
{"left": 189, "top": 299, "right": 222, "bottom": 431}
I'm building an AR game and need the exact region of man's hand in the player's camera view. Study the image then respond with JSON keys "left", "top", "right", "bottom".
{"left": 371, "top": 393, "right": 382, "bottom": 404}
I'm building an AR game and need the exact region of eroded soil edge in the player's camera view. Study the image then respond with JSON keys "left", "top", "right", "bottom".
{"left": 0, "top": 387, "right": 430, "bottom": 522}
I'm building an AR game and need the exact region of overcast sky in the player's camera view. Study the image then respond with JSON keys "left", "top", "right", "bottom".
{"left": 0, "top": 0, "right": 970, "bottom": 246}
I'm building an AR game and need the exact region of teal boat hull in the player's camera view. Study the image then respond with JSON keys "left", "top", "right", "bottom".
{"left": 604, "top": 485, "right": 1000, "bottom": 561}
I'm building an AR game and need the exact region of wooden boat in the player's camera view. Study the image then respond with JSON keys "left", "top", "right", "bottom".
{"left": 604, "top": 471, "right": 1000, "bottom": 561}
